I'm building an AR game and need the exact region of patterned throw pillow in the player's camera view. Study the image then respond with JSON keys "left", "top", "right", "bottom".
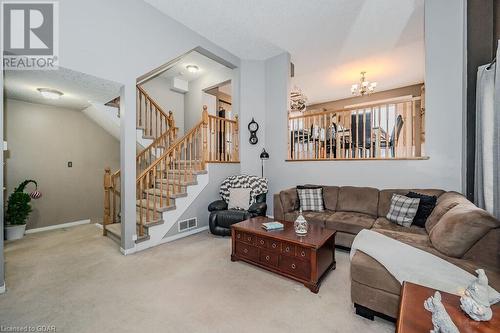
{"left": 297, "top": 187, "right": 324, "bottom": 212}
{"left": 386, "top": 194, "right": 420, "bottom": 227}
{"left": 406, "top": 191, "right": 437, "bottom": 227}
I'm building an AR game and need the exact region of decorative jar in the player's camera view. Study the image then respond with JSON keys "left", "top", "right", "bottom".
{"left": 294, "top": 208, "right": 308, "bottom": 235}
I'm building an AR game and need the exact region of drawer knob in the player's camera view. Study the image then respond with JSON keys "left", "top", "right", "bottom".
{"left": 248, "top": 237, "right": 251, "bottom": 241}
{"left": 243, "top": 248, "right": 248, "bottom": 254}
{"left": 285, "top": 247, "right": 290, "bottom": 252}
{"left": 272, "top": 243, "right": 277, "bottom": 248}
{"left": 301, "top": 251, "right": 306, "bottom": 257}
{"left": 237, "top": 234, "right": 241, "bottom": 239}
{"left": 260, "top": 240, "right": 264, "bottom": 245}
{"left": 265, "top": 255, "right": 270, "bottom": 261}
{"left": 291, "top": 263, "right": 296, "bottom": 269}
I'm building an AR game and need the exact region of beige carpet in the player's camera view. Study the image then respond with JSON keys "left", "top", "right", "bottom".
{"left": 0, "top": 224, "right": 394, "bottom": 333}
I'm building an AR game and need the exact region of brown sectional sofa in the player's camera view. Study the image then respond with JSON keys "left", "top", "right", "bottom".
{"left": 274, "top": 186, "right": 500, "bottom": 319}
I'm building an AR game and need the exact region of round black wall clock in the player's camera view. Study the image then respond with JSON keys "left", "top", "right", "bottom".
{"left": 248, "top": 118, "right": 259, "bottom": 145}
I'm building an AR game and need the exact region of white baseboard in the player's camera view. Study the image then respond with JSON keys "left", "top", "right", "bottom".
{"left": 120, "top": 246, "right": 136, "bottom": 256}
{"left": 158, "top": 226, "right": 209, "bottom": 245}
{"left": 25, "top": 219, "right": 91, "bottom": 234}
{"left": 0, "top": 284, "right": 5, "bottom": 294}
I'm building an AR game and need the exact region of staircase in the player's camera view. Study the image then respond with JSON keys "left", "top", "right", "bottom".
{"left": 103, "top": 85, "right": 239, "bottom": 249}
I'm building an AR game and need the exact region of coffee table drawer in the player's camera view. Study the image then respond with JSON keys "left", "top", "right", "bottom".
{"left": 259, "top": 249, "right": 279, "bottom": 267}
{"left": 281, "top": 242, "right": 295, "bottom": 256}
{"left": 241, "top": 233, "right": 256, "bottom": 245}
{"left": 235, "top": 231, "right": 244, "bottom": 241}
{"left": 235, "top": 242, "right": 259, "bottom": 261}
{"left": 280, "top": 255, "right": 310, "bottom": 280}
{"left": 296, "top": 246, "right": 310, "bottom": 260}
{"left": 267, "top": 239, "right": 281, "bottom": 252}
{"left": 255, "top": 236, "right": 268, "bottom": 248}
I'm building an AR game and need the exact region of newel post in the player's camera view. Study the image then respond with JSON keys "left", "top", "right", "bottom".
{"left": 103, "top": 167, "right": 112, "bottom": 236}
{"left": 202, "top": 105, "right": 209, "bottom": 169}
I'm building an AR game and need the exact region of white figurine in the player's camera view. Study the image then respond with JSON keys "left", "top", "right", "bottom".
{"left": 460, "top": 269, "right": 493, "bottom": 321}
{"left": 424, "top": 291, "right": 460, "bottom": 333}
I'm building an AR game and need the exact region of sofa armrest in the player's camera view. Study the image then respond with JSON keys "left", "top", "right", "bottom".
{"left": 208, "top": 200, "right": 228, "bottom": 212}
{"left": 248, "top": 202, "right": 267, "bottom": 216}
{"left": 274, "top": 193, "right": 285, "bottom": 220}
{"left": 279, "top": 187, "right": 299, "bottom": 214}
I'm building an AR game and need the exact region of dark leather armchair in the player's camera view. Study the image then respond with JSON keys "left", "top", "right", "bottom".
{"left": 208, "top": 175, "right": 268, "bottom": 236}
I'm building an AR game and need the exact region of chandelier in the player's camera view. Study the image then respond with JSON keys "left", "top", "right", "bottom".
{"left": 290, "top": 86, "right": 308, "bottom": 112}
{"left": 351, "top": 71, "right": 377, "bottom": 96}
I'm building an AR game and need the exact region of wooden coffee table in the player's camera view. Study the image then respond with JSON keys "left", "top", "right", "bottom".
{"left": 397, "top": 282, "right": 500, "bottom": 333}
{"left": 230, "top": 216, "right": 336, "bottom": 293}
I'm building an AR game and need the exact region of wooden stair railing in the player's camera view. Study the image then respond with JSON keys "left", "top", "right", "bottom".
{"left": 137, "top": 85, "right": 174, "bottom": 140}
{"left": 103, "top": 169, "right": 121, "bottom": 236}
{"left": 135, "top": 106, "right": 239, "bottom": 237}
{"left": 103, "top": 85, "right": 177, "bottom": 235}
{"left": 104, "top": 105, "right": 240, "bottom": 240}
{"left": 137, "top": 125, "right": 178, "bottom": 174}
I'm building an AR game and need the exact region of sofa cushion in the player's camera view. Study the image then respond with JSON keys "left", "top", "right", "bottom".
{"left": 325, "top": 211, "right": 375, "bottom": 234}
{"left": 378, "top": 189, "right": 444, "bottom": 217}
{"left": 351, "top": 251, "right": 401, "bottom": 295}
{"left": 336, "top": 186, "right": 379, "bottom": 216}
{"left": 374, "top": 229, "right": 432, "bottom": 250}
{"left": 323, "top": 186, "right": 340, "bottom": 211}
{"left": 283, "top": 210, "right": 332, "bottom": 227}
{"left": 425, "top": 191, "right": 471, "bottom": 233}
{"left": 463, "top": 228, "right": 500, "bottom": 270}
{"left": 429, "top": 204, "right": 499, "bottom": 258}
{"left": 372, "top": 217, "right": 428, "bottom": 236}
{"left": 279, "top": 188, "right": 299, "bottom": 213}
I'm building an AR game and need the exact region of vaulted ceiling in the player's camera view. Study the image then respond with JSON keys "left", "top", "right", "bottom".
{"left": 146, "top": 0, "right": 425, "bottom": 103}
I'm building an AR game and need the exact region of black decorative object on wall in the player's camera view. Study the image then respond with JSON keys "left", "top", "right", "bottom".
{"left": 248, "top": 118, "right": 259, "bottom": 145}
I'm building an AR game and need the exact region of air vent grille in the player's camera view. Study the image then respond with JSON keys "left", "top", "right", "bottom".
{"left": 178, "top": 217, "right": 197, "bottom": 232}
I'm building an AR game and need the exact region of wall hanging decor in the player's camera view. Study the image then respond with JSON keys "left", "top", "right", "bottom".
{"left": 248, "top": 118, "right": 259, "bottom": 145}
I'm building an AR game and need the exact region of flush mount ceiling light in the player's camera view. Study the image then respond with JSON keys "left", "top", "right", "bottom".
{"left": 186, "top": 65, "right": 199, "bottom": 73}
{"left": 37, "top": 88, "right": 64, "bottom": 100}
{"left": 351, "top": 71, "right": 377, "bottom": 96}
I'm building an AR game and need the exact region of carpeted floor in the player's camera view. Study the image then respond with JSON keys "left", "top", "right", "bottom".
{"left": 0, "top": 224, "right": 394, "bottom": 333}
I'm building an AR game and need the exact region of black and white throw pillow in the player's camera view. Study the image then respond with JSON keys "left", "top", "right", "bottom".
{"left": 406, "top": 191, "right": 437, "bottom": 228}
{"left": 297, "top": 187, "right": 324, "bottom": 212}
{"left": 386, "top": 194, "right": 420, "bottom": 227}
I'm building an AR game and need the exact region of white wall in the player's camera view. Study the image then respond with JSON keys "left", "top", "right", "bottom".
{"left": 5, "top": 99, "right": 120, "bottom": 229}
{"left": 53, "top": 0, "right": 240, "bottom": 250}
{"left": 184, "top": 67, "right": 234, "bottom": 131}
{"left": 239, "top": 60, "right": 267, "bottom": 176}
{"left": 141, "top": 77, "right": 185, "bottom": 136}
{"left": 263, "top": 0, "right": 467, "bottom": 213}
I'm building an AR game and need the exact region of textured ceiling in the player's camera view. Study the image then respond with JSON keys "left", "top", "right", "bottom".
{"left": 4, "top": 67, "right": 122, "bottom": 110}
{"left": 145, "top": 0, "right": 424, "bottom": 103}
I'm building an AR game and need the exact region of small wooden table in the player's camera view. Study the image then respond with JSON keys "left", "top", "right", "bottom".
{"left": 397, "top": 282, "right": 500, "bottom": 333}
{"left": 231, "top": 216, "right": 336, "bottom": 293}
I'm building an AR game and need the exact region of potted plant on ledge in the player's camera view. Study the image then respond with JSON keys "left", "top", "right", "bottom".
{"left": 5, "top": 180, "right": 41, "bottom": 240}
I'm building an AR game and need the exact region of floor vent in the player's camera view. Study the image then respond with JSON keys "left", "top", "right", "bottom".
{"left": 178, "top": 217, "right": 197, "bottom": 232}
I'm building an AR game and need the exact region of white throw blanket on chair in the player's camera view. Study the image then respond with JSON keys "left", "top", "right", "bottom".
{"left": 350, "top": 229, "right": 500, "bottom": 304}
